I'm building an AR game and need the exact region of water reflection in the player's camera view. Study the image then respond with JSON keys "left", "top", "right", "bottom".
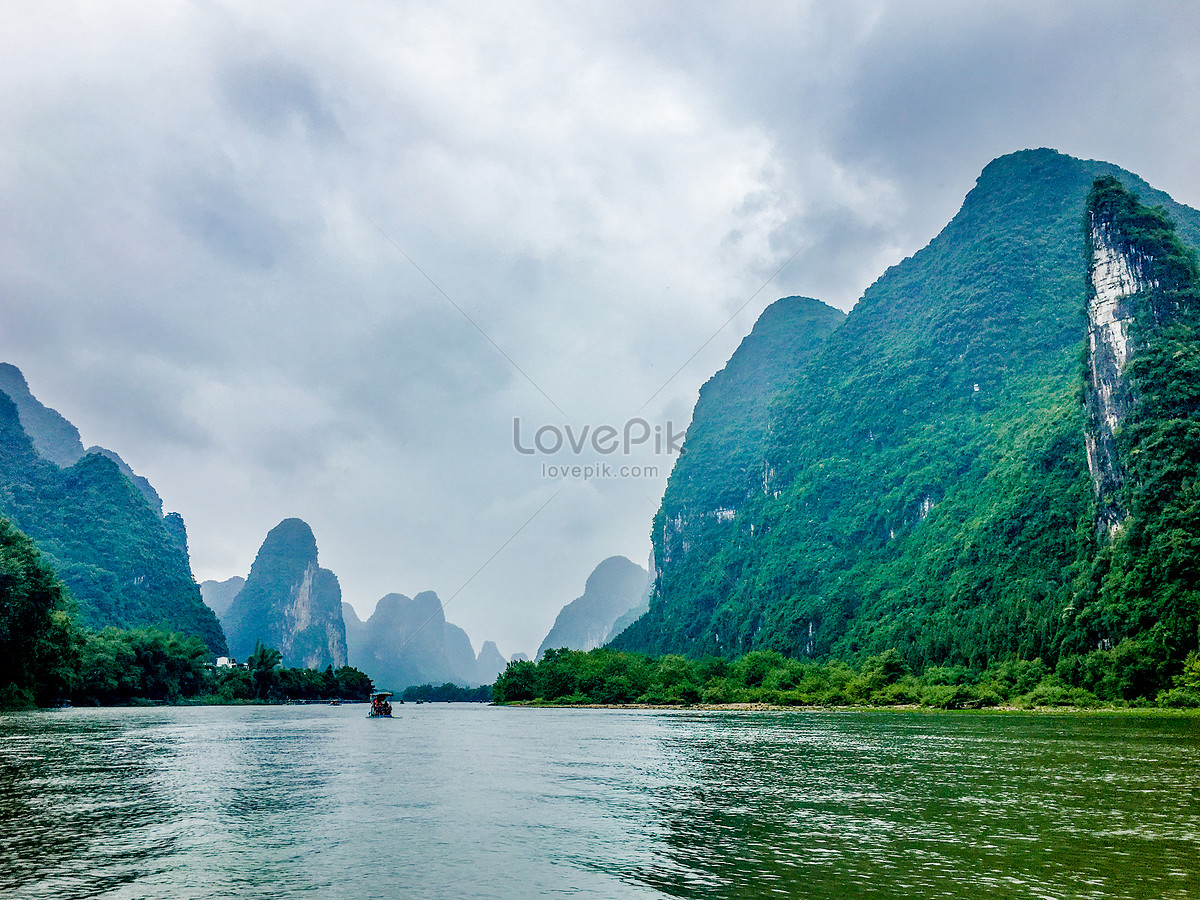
{"left": 0, "top": 710, "right": 177, "bottom": 899}
{"left": 632, "top": 712, "right": 1200, "bottom": 899}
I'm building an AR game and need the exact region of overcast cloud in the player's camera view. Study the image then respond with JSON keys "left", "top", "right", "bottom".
{"left": 3, "top": 1, "right": 1199, "bottom": 657}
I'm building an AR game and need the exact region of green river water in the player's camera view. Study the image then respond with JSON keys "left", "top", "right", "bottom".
{"left": 0, "top": 705, "right": 1196, "bottom": 898}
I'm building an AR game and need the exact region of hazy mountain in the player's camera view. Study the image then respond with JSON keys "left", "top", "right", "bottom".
{"left": 536, "top": 556, "right": 649, "bottom": 659}
{"left": 0, "top": 364, "right": 85, "bottom": 468}
{"left": 475, "top": 640, "right": 508, "bottom": 685}
{"left": 81, "top": 446, "right": 163, "bottom": 515}
{"left": 0, "top": 386, "right": 225, "bottom": 653}
{"left": 222, "top": 519, "right": 347, "bottom": 668}
{"left": 615, "top": 149, "right": 1200, "bottom": 676}
{"left": 605, "top": 553, "right": 655, "bottom": 645}
{"left": 344, "top": 593, "right": 504, "bottom": 689}
{"left": 199, "top": 576, "right": 246, "bottom": 620}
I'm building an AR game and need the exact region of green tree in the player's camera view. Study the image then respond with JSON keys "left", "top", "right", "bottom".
{"left": 0, "top": 517, "right": 78, "bottom": 707}
{"left": 247, "top": 642, "right": 283, "bottom": 699}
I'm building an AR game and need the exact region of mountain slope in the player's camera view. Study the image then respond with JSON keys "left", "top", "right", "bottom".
{"left": 0, "top": 390, "right": 225, "bottom": 653}
{"left": 222, "top": 518, "right": 347, "bottom": 668}
{"left": 615, "top": 149, "right": 1200, "bottom": 680}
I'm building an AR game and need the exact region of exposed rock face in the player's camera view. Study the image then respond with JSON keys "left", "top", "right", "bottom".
{"left": 537, "top": 556, "right": 649, "bottom": 659}
{"left": 200, "top": 576, "right": 246, "bottom": 618}
{"left": 1084, "top": 216, "right": 1156, "bottom": 536}
{"left": 344, "top": 593, "right": 504, "bottom": 689}
{"left": 223, "top": 519, "right": 347, "bottom": 668}
{"left": 613, "top": 149, "right": 1200, "bottom": 664}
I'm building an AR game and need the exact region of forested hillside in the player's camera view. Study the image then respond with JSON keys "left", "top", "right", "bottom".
{"left": 616, "top": 150, "right": 1200, "bottom": 694}
{"left": 0, "top": 390, "right": 225, "bottom": 653}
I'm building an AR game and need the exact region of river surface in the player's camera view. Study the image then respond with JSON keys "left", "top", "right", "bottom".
{"left": 0, "top": 705, "right": 1197, "bottom": 899}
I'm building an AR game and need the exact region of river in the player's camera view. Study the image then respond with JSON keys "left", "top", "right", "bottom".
{"left": 1, "top": 705, "right": 1197, "bottom": 898}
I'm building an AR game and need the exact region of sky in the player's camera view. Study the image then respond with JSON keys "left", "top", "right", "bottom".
{"left": 3, "top": 1, "right": 1200, "bottom": 659}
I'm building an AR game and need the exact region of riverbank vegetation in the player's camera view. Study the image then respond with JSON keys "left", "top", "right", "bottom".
{"left": 493, "top": 646, "right": 1200, "bottom": 709}
{"left": 73, "top": 633, "right": 373, "bottom": 706}
{"left": 401, "top": 682, "right": 492, "bottom": 702}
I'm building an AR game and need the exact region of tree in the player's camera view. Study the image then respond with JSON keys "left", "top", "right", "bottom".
{"left": 0, "top": 517, "right": 78, "bottom": 707}
{"left": 247, "top": 642, "right": 282, "bottom": 699}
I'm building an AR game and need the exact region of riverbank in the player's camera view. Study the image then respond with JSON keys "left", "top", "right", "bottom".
{"left": 495, "top": 700, "right": 1200, "bottom": 716}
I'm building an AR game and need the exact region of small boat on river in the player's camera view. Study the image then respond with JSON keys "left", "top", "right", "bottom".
{"left": 368, "top": 692, "right": 393, "bottom": 718}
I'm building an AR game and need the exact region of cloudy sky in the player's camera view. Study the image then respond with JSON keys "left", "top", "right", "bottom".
{"left": 3, "top": 1, "right": 1199, "bottom": 658}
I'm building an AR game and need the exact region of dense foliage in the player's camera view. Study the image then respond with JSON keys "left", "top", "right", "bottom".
{"left": 494, "top": 646, "right": 1200, "bottom": 709}
{"left": 402, "top": 682, "right": 492, "bottom": 702}
{"left": 0, "top": 394, "right": 225, "bottom": 653}
{"left": 69, "top": 632, "right": 373, "bottom": 705}
{"left": 616, "top": 150, "right": 1200, "bottom": 698}
{"left": 0, "top": 517, "right": 76, "bottom": 707}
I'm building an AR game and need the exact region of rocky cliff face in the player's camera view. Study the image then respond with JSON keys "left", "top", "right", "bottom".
{"left": 1084, "top": 208, "right": 1158, "bottom": 536}
{"left": 223, "top": 519, "right": 347, "bottom": 668}
{"left": 536, "top": 556, "right": 649, "bottom": 659}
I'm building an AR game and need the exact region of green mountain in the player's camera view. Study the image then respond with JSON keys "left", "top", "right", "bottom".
{"left": 0, "top": 379, "right": 225, "bottom": 654}
{"left": 615, "top": 149, "right": 1200, "bottom": 688}
{"left": 536, "top": 555, "right": 649, "bottom": 659}
{"left": 222, "top": 518, "right": 348, "bottom": 668}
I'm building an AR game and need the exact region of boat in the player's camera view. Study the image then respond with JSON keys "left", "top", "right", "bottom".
{"left": 368, "top": 692, "right": 393, "bottom": 718}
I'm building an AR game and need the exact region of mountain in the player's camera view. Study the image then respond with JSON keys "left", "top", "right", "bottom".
{"left": 605, "top": 553, "right": 655, "bottom": 644}
{"left": 199, "top": 576, "right": 246, "bottom": 619}
{"left": 536, "top": 556, "right": 649, "bottom": 659}
{"left": 344, "top": 593, "right": 503, "bottom": 689}
{"left": 614, "top": 149, "right": 1200, "bottom": 683}
{"left": 0, "top": 372, "right": 225, "bottom": 653}
{"left": 222, "top": 519, "right": 347, "bottom": 668}
{"left": 475, "top": 640, "right": 508, "bottom": 685}
{"left": 0, "top": 364, "right": 85, "bottom": 467}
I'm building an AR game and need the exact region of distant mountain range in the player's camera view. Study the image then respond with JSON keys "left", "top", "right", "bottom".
{"left": 0, "top": 364, "right": 224, "bottom": 653}
{"left": 201, "top": 518, "right": 511, "bottom": 687}
{"left": 344, "top": 592, "right": 508, "bottom": 689}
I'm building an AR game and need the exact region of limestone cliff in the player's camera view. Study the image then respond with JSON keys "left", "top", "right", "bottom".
{"left": 1084, "top": 207, "right": 1157, "bottom": 535}
{"left": 223, "top": 519, "right": 347, "bottom": 668}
